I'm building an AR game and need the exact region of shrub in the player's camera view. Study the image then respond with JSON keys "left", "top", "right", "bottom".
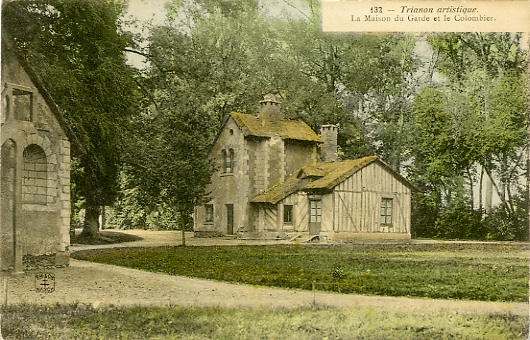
{"left": 483, "top": 198, "right": 527, "bottom": 241}
{"left": 435, "top": 201, "right": 485, "bottom": 240}
{"left": 411, "top": 192, "right": 439, "bottom": 238}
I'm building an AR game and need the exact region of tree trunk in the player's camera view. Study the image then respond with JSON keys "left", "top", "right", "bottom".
{"left": 478, "top": 166, "right": 484, "bottom": 215}
{"left": 100, "top": 206, "right": 105, "bottom": 230}
{"left": 80, "top": 204, "right": 100, "bottom": 239}
{"left": 485, "top": 174, "right": 493, "bottom": 214}
{"left": 466, "top": 166, "right": 474, "bottom": 211}
{"left": 526, "top": 36, "right": 530, "bottom": 338}
{"left": 181, "top": 228, "right": 186, "bottom": 247}
{"left": 180, "top": 206, "right": 190, "bottom": 247}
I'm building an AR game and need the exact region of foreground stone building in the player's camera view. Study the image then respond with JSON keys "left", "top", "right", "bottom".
{"left": 1, "top": 37, "right": 75, "bottom": 271}
{"left": 194, "top": 95, "right": 415, "bottom": 241}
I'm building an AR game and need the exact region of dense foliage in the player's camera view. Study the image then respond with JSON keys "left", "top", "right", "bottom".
{"left": 411, "top": 33, "right": 528, "bottom": 241}
{"left": 2, "top": 0, "right": 142, "bottom": 238}
{"left": 73, "top": 245, "right": 529, "bottom": 302}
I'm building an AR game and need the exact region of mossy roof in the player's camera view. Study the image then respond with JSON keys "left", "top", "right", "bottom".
{"left": 251, "top": 156, "right": 416, "bottom": 204}
{"left": 231, "top": 112, "right": 322, "bottom": 142}
{"left": 303, "top": 156, "right": 378, "bottom": 190}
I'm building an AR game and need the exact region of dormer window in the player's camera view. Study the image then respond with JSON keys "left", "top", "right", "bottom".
{"left": 222, "top": 148, "right": 234, "bottom": 173}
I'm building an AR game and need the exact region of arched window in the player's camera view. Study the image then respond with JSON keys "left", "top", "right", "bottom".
{"left": 221, "top": 149, "right": 227, "bottom": 172}
{"left": 227, "top": 148, "right": 234, "bottom": 173}
{"left": 222, "top": 148, "right": 234, "bottom": 173}
{"left": 22, "top": 144, "right": 47, "bottom": 205}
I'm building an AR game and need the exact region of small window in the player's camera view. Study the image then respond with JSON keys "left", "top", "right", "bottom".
{"left": 310, "top": 200, "right": 321, "bottom": 223}
{"left": 284, "top": 205, "right": 293, "bottom": 224}
{"left": 205, "top": 204, "right": 213, "bottom": 223}
{"left": 381, "top": 198, "right": 393, "bottom": 225}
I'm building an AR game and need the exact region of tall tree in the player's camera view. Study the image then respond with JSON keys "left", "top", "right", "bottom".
{"left": 2, "top": 0, "right": 142, "bottom": 240}
{"left": 114, "top": 0, "right": 417, "bottom": 233}
{"left": 429, "top": 33, "right": 527, "bottom": 213}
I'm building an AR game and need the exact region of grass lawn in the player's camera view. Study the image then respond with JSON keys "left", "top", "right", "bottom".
{"left": 73, "top": 243, "right": 529, "bottom": 302}
{"left": 2, "top": 303, "right": 528, "bottom": 340}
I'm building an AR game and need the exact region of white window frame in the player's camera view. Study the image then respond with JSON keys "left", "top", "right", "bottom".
{"left": 310, "top": 200, "right": 322, "bottom": 223}
{"left": 380, "top": 197, "right": 393, "bottom": 225}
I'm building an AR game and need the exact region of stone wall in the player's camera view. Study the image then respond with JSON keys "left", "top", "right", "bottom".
{"left": 1, "top": 40, "right": 71, "bottom": 270}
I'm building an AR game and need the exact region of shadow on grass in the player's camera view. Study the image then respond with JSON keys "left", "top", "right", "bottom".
{"left": 71, "top": 230, "right": 143, "bottom": 245}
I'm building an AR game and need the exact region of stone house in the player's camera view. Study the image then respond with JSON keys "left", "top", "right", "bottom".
{"left": 194, "top": 95, "right": 414, "bottom": 241}
{"left": 1, "top": 36, "right": 77, "bottom": 271}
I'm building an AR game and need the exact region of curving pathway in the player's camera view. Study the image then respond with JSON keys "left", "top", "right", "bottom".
{"left": 3, "top": 230, "right": 528, "bottom": 316}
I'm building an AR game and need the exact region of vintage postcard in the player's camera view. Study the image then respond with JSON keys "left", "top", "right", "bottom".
{"left": 1, "top": 0, "right": 529, "bottom": 338}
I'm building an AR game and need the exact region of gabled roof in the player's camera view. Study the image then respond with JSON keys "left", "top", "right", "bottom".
{"left": 231, "top": 112, "right": 321, "bottom": 142}
{"left": 211, "top": 112, "right": 322, "bottom": 147}
{"left": 251, "top": 156, "right": 416, "bottom": 204}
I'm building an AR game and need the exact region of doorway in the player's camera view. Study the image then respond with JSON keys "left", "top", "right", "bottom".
{"left": 309, "top": 200, "right": 321, "bottom": 235}
{"left": 226, "top": 204, "right": 234, "bottom": 235}
{"left": 1, "top": 140, "right": 16, "bottom": 270}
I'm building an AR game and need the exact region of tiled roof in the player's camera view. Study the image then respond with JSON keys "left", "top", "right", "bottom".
{"left": 231, "top": 112, "right": 322, "bottom": 142}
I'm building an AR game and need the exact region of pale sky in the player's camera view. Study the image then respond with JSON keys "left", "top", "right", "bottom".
{"left": 124, "top": 0, "right": 169, "bottom": 25}
{"left": 121, "top": 0, "right": 310, "bottom": 69}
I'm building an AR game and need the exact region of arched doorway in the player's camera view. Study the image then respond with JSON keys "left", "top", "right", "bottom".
{"left": 1, "top": 139, "right": 16, "bottom": 270}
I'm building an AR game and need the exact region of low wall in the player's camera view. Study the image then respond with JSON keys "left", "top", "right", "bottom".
{"left": 320, "top": 232, "right": 411, "bottom": 242}
{"left": 23, "top": 251, "right": 69, "bottom": 271}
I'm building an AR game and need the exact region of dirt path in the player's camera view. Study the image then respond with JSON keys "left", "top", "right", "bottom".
{"left": 4, "top": 230, "right": 528, "bottom": 315}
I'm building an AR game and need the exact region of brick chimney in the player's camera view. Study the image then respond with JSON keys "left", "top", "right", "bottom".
{"left": 257, "top": 94, "right": 283, "bottom": 118}
{"left": 320, "top": 125, "right": 338, "bottom": 162}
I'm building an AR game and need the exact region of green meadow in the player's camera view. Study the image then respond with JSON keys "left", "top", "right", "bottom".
{"left": 73, "top": 243, "right": 528, "bottom": 302}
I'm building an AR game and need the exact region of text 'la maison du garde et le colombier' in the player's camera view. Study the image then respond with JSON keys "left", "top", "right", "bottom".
{"left": 355, "top": 6, "right": 496, "bottom": 22}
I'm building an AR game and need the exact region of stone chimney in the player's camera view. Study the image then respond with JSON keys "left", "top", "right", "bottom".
{"left": 320, "top": 125, "right": 338, "bottom": 162}
{"left": 257, "top": 93, "right": 283, "bottom": 118}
